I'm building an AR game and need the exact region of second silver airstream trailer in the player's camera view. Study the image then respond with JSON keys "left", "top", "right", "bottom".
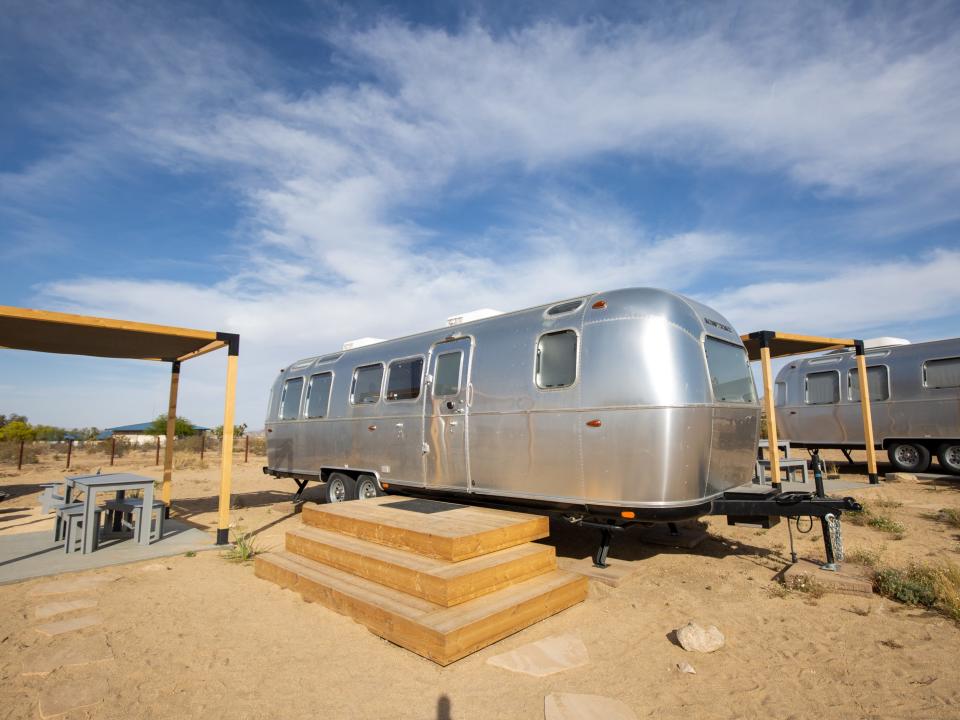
{"left": 774, "top": 337, "right": 960, "bottom": 474}
{"left": 264, "top": 288, "right": 761, "bottom": 520}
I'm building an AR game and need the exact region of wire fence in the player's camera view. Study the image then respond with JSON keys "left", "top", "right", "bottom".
{"left": 0, "top": 434, "right": 266, "bottom": 471}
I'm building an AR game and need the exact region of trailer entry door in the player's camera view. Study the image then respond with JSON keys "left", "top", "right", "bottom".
{"left": 424, "top": 337, "right": 472, "bottom": 490}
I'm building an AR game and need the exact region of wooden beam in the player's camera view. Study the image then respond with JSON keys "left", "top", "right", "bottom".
{"left": 176, "top": 339, "right": 227, "bottom": 362}
{"left": 216, "top": 351, "right": 239, "bottom": 545}
{"left": 161, "top": 360, "right": 181, "bottom": 506}
{"left": 0, "top": 305, "right": 217, "bottom": 341}
{"left": 855, "top": 346, "right": 880, "bottom": 484}
{"left": 760, "top": 345, "right": 781, "bottom": 487}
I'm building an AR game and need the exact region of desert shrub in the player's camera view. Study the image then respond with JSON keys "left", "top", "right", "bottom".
{"left": 874, "top": 563, "right": 960, "bottom": 620}
{"left": 847, "top": 546, "right": 884, "bottom": 568}
{"left": 0, "top": 441, "right": 39, "bottom": 465}
{"left": 934, "top": 508, "right": 960, "bottom": 529}
{"left": 221, "top": 528, "right": 260, "bottom": 563}
{"left": 846, "top": 502, "right": 905, "bottom": 537}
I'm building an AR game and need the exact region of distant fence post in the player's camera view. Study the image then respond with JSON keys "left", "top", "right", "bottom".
{"left": 18, "top": 440, "right": 24, "bottom": 470}
{"left": 66, "top": 439, "right": 73, "bottom": 469}
{"left": 200, "top": 432, "right": 205, "bottom": 461}
{"left": 244, "top": 434, "right": 249, "bottom": 463}
{"left": 110, "top": 436, "right": 116, "bottom": 466}
{"left": 155, "top": 435, "right": 161, "bottom": 465}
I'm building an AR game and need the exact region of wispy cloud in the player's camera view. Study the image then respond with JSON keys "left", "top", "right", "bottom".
{"left": 4, "top": 1, "right": 960, "bottom": 425}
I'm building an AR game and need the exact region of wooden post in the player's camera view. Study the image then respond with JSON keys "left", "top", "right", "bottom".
{"left": 760, "top": 339, "right": 781, "bottom": 488}
{"left": 855, "top": 342, "right": 880, "bottom": 484}
{"left": 216, "top": 335, "right": 239, "bottom": 544}
{"left": 162, "top": 360, "right": 181, "bottom": 507}
{"left": 110, "top": 436, "right": 116, "bottom": 466}
{"left": 155, "top": 434, "right": 160, "bottom": 465}
{"left": 66, "top": 439, "right": 73, "bottom": 469}
{"left": 200, "top": 431, "right": 205, "bottom": 461}
{"left": 17, "top": 439, "right": 24, "bottom": 470}
{"left": 244, "top": 434, "right": 249, "bottom": 463}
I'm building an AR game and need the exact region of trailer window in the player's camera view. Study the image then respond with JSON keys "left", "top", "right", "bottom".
{"left": 536, "top": 330, "right": 578, "bottom": 389}
{"left": 279, "top": 377, "right": 304, "bottom": 419}
{"left": 305, "top": 373, "right": 333, "bottom": 417}
{"left": 546, "top": 300, "right": 583, "bottom": 316}
{"left": 849, "top": 366, "right": 889, "bottom": 402}
{"left": 433, "top": 352, "right": 462, "bottom": 397}
{"left": 351, "top": 364, "right": 383, "bottom": 405}
{"left": 704, "top": 337, "right": 756, "bottom": 403}
{"left": 924, "top": 357, "right": 960, "bottom": 388}
{"left": 387, "top": 357, "right": 423, "bottom": 401}
{"left": 775, "top": 382, "right": 787, "bottom": 406}
{"left": 805, "top": 371, "right": 839, "bottom": 405}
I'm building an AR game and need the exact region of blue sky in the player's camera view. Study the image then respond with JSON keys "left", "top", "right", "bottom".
{"left": 2, "top": 1, "right": 959, "bottom": 429}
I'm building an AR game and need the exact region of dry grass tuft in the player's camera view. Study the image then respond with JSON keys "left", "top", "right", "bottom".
{"left": 221, "top": 528, "right": 261, "bottom": 563}
{"left": 847, "top": 502, "right": 906, "bottom": 538}
{"left": 874, "top": 561, "right": 960, "bottom": 622}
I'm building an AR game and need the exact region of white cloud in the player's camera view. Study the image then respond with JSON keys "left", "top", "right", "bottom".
{"left": 705, "top": 248, "right": 960, "bottom": 337}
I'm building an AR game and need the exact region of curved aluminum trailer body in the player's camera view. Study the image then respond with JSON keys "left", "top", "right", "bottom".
{"left": 774, "top": 338, "right": 960, "bottom": 449}
{"left": 265, "top": 288, "right": 759, "bottom": 517}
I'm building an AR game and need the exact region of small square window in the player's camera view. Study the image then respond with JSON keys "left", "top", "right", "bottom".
{"left": 386, "top": 358, "right": 423, "bottom": 401}
{"left": 849, "top": 366, "right": 889, "bottom": 402}
{"left": 924, "top": 357, "right": 960, "bottom": 388}
{"left": 536, "top": 330, "right": 578, "bottom": 389}
{"left": 805, "top": 371, "right": 839, "bottom": 405}
{"left": 351, "top": 364, "right": 383, "bottom": 404}
{"left": 279, "top": 377, "right": 304, "bottom": 419}
{"left": 306, "top": 373, "right": 333, "bottom": 417}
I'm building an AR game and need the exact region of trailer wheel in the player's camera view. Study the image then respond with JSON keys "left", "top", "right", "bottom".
{"left": 355, "top": 474, "right": 383, "bottom": 500}
{"left": 321, "top": 472, "right": 356, "bottom": 503}
{"left": 887, "top": 442, "right": 931, "bottom": 473}
{"left": 937, "top": 443, "right": 960, "bottom": 475}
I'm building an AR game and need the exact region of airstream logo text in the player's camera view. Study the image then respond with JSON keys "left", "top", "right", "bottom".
{"left": 704, "top": 318, "right": 733, "bottom": 333}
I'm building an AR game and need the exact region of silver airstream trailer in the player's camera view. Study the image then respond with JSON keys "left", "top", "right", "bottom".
{"left": 774, "top": 337, "right": 960, "bottom": 474}
{"left": 264, "top": 288, "right": 761, "bottom": 521}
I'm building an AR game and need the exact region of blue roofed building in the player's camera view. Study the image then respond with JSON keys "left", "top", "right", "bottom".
{"left": 97, "top": 422, "right": 211, "bottom": 444}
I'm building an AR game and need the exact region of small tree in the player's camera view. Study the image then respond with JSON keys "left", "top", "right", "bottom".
{"left": 145, "top": 414, "right": 197, "bottom": 438}
{"left": 214, "top": 423, "right": 247, "bottom": 439}
{"left": 0, "top": 420, "right": 36, "bottom": 442}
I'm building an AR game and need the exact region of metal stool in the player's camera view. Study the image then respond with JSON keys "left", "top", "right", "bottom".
{"left": 106, "top": 498, "right": 165, "bottom": 542}
{"left": 58, "top": 504, "right": 103, "bottom": 553}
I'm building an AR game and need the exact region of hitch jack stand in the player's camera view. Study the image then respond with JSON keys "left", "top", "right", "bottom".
{"left": 293, "top": 479, "right": 309, "bottom": 500}
{"left": 593, "top": 528, "right": 614, "bottom": 569}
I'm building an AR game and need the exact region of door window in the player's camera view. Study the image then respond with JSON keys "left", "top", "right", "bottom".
{"left": 433, "top": 352, "right": 462, "bottom": 396}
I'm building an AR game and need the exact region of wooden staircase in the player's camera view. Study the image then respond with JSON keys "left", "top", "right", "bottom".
{"left": 255, "top": 496, "right": 588, "bottom": 665}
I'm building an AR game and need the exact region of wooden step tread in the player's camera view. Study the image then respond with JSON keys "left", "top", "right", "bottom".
{"left": 287, "top": 526, "right": 557, "bottom": 606}
{"left": 255, "top": 550, "right": 587, "bottom": 665}
{"left": 301, "top": 497, "right": 550, "bottom": 561}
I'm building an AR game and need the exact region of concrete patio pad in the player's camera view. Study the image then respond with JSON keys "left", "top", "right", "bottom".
{"left": 0, "top": 519, "right": 215, "bottom": 585}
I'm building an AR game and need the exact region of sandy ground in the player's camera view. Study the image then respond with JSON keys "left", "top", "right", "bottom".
{"left": 2, "top": 450, "right": 960, "bottom": 719}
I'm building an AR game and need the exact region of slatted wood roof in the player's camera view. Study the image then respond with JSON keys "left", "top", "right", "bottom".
{"left": 0, "top": 306, "right": 230, "bottom": 362}
{"left": 740, "top": 331, "right": 857, "bottom": 361}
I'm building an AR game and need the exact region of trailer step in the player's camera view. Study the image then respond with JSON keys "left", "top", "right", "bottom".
{"left": 300, "top": 496, "right": 550, "bottom": 561}
{"left": 286, "top": 525, "right": 557, "bottom": 607}
{"left": 254, "top": 551, "right": 587, "bottom": 665}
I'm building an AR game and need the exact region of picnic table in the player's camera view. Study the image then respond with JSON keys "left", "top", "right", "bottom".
{"left": 64, "top": 473, "right": 157, "bottom": 554}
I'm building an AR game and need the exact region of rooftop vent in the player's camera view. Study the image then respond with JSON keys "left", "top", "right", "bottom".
{"left": 863, "top": 337, "right": 910, "bottom": 349}
{"left": 446, "top": 308, "right": 503, "bottom": 327}
{"left": 342, "top": 337, "right": 385, "bottom": 351}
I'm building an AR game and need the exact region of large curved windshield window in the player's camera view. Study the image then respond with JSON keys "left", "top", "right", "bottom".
{"left": 705, "top": 338, "right": 757, "bottom": 403}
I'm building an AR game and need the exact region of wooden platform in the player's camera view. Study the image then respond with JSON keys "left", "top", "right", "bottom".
{"left": 300, "top": 496, "right": 550, "bottom": 561}
{"left": 256, "top": 497, "right": 586, "bottom": 665}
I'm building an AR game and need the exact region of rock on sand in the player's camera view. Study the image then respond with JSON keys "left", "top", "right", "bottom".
{"left": 676, "top": 622, "right": 725, "bottom": 653}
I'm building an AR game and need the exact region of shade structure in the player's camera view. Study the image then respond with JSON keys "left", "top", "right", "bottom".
{"left": 740, "top": 330, "right": 879, "bottom": 485}
{"left": 0, "top": 304, "right": 240, "bottom": 544}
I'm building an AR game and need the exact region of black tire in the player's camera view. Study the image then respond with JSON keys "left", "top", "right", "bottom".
{"left": 321, "top": 472, "right": 357, "bottom": 503}
{"left": 355, "top": 474, "right": 383, "bottom": 500}
{"left": 937, "top": 442, "right": 960, "bottom": 475}
{"left": 887, "top": 442, "right": 931, "bottom": 473}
